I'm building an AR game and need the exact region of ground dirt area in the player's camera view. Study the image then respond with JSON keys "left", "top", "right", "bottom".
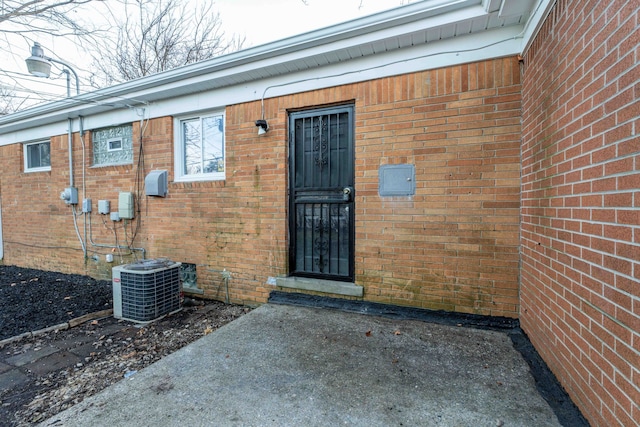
{"left": 0, "top": 265, "right": 249, "bottom": 427}
{"left": 0, "top": 266, "right": 113, "bottom": 341}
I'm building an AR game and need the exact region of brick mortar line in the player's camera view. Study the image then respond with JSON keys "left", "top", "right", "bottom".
{"left": 0, "top": 309, "right": 114, "bottom": 348}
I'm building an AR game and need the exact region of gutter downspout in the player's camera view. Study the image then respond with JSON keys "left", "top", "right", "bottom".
{"left": 68, "top": 118, "right": 74, "bottom": 188}
{"left": 79, "top": 117, "right": 88, "bottom": 259}
{"left": 68, "top": 117, "right": 87, "bottom": 257}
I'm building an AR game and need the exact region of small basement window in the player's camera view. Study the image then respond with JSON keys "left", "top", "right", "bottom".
{"left": 107, "top": 138, "right": 123, "bottom": 151}
{"left": 92, "top": 124, "right": 133, "bottom": 166}
{"left": 180, "top": 263, "right": 203, "bottom": 294}
{"left": 24, "top": 140, "right": 51, "bottom": 172}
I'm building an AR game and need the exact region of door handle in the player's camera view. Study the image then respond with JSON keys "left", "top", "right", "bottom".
{"left": 343, "top": 187, "right": 353, "bottom": 202}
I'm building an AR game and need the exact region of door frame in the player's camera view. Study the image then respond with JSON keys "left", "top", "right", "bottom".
{"left": 287, "top": 104, "right": 355, "bottom": 282}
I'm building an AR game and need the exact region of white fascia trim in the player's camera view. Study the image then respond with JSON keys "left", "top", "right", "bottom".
{"left": 92, "top": 5, "right": 491, "bottom": 107}
{"left": 66, "top": 4, "right": 491, "bottom": 108}
{"left": 240, "top": 0, "right": 477, "bottom": 56}
{"left": 3, "top": 124, "right": 66, "bottom": 146}
{"left": 482, "top": 0, "right": 502, "bottom": 13}
{"left": 6, "top": 25, "right": 522, "bottom": 145}
{"left": 520, "top": 0, "right": 556, "bottom": 54}
{"left": 0, "top": 2, "right": 532, "bottom": 145}
{"left": 2, "top": 108, "right": 142, "bottom": 148}
{"left": 198, "top": 26, "right": 522, "bottom": 109}
{"left": 0, "top": 1, "right": 485, "bottom": 134}
{"left": 248, "top": 27, "right": 523, "bottom": 101}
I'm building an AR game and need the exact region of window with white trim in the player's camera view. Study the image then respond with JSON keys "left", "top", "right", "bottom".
{"left": 24, "top": 141, "right": 51, "bottom": 172}
{"left": 175, "top": 111, "right": 225, "bottom": 181}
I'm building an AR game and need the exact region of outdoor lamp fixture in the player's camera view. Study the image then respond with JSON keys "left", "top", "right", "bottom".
{"left": 25, "top": 42, "right": 80, "bottom": 97}
{"left": 255, "top": 119, "right": 269, "bottom": 135}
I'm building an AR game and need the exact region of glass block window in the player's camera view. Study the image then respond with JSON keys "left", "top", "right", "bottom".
{"left": 174, "top": 111, "right": 225, "bottom": 182}
{"left": 24, "top": 140, "right": 51, "bottom": 172}
{"left": 92, "top": 124, "right": 133, "bottom": 166}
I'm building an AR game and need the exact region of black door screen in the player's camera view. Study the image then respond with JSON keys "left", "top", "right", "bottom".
{"left": 289, "top": 105, "right": 355, "bottom": 281}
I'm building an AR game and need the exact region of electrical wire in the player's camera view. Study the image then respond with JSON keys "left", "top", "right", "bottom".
{"left": 79, "top": 115, "right": 89, "bottom": 260}
{"left": 71, "top": 204, "right": 87, "bottom": 255}
{"left": 0, "top": 69, "right": 72, "bottom": 91}
{"left": 128, "top": 107, "right": 149, "bottom": 250}
{"left": 1, "top": 68, "right": 153, "bottom": 111}
{"left": 88, "top": 212, "right": 146, "bottom": 258}
{"left": 0, "top": 93, "right": 51, "bottom": 102}
{"left": 3, "top": 240, "right": 85, "bottom": 252}
{"left": 260, "top": 35, "right": 524, "bottom": 118}
{"left": 1, "top": 236, "right": 120, "bottom": 259}
{"left": 102, "top": 215, "right": 124, "bottom": 263}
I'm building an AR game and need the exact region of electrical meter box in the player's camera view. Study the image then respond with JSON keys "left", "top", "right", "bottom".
{"left": 118, "top": 192, "right": 134, "bottom": 219}
{"left": 60, "top": 187, "right": 78, "bottom": 205}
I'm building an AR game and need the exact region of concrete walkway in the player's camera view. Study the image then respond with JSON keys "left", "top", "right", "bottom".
{"left": 40, "top": 303, "right": 565, "bottom": 427}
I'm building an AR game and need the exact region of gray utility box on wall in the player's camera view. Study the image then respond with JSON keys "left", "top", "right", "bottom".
{"left": 118, "top": 192, "right": 134, "bottom": 219}
{"left": 112, "top": 259, "right": 182, "bottom": 323}
{"left": 378, "top": 164, "right": 416, "bottom": 196}
{"left": 98, "top": 200, "right": 110, "bottom": 214}
{"left": 145, "top": 170, "right": 168, "bottom": 197}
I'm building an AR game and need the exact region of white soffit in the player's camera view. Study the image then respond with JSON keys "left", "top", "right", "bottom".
{"left": 500, "top": 0, "right": 533, "bottom": 17}
{"left": 482, "top": 0, "right": 502, "bottom": 13}
{"left": 0, "top": 0, "right": 538, "bottom": 144}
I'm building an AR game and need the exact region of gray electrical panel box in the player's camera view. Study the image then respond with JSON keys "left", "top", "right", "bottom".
{"left": 145, "top": 170, "right": 168, "bottom": 197}
{"left": 82, "top": 198, "right": 92, "bottom": 213}
{"left": 379, "top": 164, "right": 416, "bottom": 197}
{"left": 119, "top": 192, "right": 134, "bottom": 219}
{"left": 98, "top": 200, "right": 110, "bottom": 214}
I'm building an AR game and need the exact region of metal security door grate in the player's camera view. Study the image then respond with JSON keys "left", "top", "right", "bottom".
{"left": 289, "top": 105, "right": 354, "bottom": 281}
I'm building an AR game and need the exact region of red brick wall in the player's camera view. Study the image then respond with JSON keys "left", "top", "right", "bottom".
{"left": 354, "top": 59, "right": 522, "bottom": 316}
{"left": 520, "top": 1, "right": 639, "bottom": 425}
{"left": 0, "top": 57, "right": 522, "bottom": 316}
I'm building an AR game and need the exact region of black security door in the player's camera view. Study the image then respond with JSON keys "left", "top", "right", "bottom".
{"left": 289, "top": 105, "right": 354, "bottom": 281}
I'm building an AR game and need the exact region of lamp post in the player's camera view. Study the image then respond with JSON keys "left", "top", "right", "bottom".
{"left": 25, "top": 42, "right": 80, "bottom": 97}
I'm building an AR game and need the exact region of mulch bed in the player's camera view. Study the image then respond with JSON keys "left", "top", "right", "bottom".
{"left": 0, "top": 266, "right": 112, "bottom": 341}
{"left": 0, "top": 265, "right": 248, "bottom": 427}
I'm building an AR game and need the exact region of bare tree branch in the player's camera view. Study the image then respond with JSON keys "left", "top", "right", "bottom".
{"left": 0, "top": 87, "right": 28, "bottom": 115}
{"left": 88, "top": 0, "right": 245, "bottom": 87}
{"left": 0, "top": 1, "right": 103, "bottom": 37}
{"left": 0, "top": 1, "right": 108, "bottom": 112}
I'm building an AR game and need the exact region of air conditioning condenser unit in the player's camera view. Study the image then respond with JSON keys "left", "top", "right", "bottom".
{"left": 112, "top": 259, "right": 183, "bottom": 323}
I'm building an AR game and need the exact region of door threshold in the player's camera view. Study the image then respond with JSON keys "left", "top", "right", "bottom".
{"left": 276, "top": 277, "right": 363, "bottom": 297}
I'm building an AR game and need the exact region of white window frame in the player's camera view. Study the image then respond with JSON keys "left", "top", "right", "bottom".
{"left": 174, "top": 110, "right": 225, "bottom": 182}
{"left": 107, "top": 138, "right": 123, "bottom": 152}
{"left": 23, "top": 140, "right": 51, "bottom": 173}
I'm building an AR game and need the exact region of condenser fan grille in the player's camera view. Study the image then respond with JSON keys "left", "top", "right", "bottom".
{"left": 113, "top": 260, "right": 183, "bottom": 323}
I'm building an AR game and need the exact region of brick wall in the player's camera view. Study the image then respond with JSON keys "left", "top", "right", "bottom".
{"left": 354, "top": 58, "right": 522, "bottom": 316}
{"left": 0, "top": 57, "right": 522, "bottom": 316}
{"left": 520, "top": 1, "right": 639, "bottom": 425}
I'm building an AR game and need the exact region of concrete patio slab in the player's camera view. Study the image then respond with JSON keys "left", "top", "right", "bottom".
{"left": 41, "top": 304, "right": 563, "bottom": 427}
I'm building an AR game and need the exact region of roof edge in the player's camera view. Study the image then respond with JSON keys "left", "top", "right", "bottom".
{"left": 0, "top": 0, "right": 479, "bottom": 128}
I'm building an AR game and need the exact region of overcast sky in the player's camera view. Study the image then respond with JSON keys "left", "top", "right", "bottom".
{"left": 216, "top": 0, "right": 409, "bottom": 46}
{"left": 1, "top": 0, "right": 413, "bottom": 107}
